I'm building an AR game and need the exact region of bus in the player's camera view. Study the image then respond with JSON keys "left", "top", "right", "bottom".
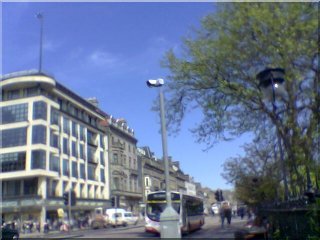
{"left": 145, "top": 191, "right": 205, "bottom": 235}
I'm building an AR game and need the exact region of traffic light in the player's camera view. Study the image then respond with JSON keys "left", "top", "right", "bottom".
{"left": 215, "top": 189, "right": 224, "bottom": 202}
{"left": 63, "top": 192, "right": 69, "bottom": 206}
{"left": 111, "top": 197, "right": 115, "bottom": 207}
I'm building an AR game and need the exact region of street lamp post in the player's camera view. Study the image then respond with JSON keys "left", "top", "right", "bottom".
{"left": 256, "top": 68, "right": 289, "bottom": 201}
{"left": 146, "top": 78, "right": 181, "bottom": 238}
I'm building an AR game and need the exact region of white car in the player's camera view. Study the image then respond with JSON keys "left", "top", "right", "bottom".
{"left": 211, "top": 203, "right": 219, "bottom": 214}
{"left": 123, "top": 212, "right": 139, "bottom": 225}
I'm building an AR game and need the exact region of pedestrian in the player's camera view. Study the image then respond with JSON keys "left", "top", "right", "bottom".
{"left": 225, "top": 205, "right": 232, "bottom": 226}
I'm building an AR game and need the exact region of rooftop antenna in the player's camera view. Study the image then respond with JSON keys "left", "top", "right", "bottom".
{"left": 36, "top": 13, "right": 44, "bottom": 73}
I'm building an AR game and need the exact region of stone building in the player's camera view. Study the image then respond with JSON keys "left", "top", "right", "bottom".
{"left": 104, "top": 116, "right": 142, "bottom": 213}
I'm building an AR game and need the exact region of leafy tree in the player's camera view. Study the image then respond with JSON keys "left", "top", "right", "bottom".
{"left": 222, "top": 136, "right": 281, "bottom": 204}
{"left": 161, "top": 2, "right": 319, "bottom": 197}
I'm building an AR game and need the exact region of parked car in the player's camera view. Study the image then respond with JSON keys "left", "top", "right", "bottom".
{"left": 123, "top": 212, "right": 139, "bottom": 225}
{"left": 211, "top": 203, "right": 219, "bottom": 215}
{"left": 1, "top": 225, "right": 19, "bottom": 240}
{"left": 90, "top": 214, "right": 109, "bottom": 229}
{"left": 106, "top": 208, "right": 128, "bottom": 227}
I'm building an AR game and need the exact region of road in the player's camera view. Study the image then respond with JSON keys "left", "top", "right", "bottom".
{"left": 21, "top": 216, "right": 248, "bottom": 239}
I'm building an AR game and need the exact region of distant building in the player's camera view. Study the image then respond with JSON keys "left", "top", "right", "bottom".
{"left": 138, "top": 146, "right": 190, "bottom": 204}
{"left": 104, "top": 116, "right": 142, "bottom": 213}
{"left": 1, "top": 70, "right": 109, "bottom": 229}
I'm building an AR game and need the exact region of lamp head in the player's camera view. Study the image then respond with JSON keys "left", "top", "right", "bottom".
{"left": 146, "top": 78, "right": 164, "bottom": 87}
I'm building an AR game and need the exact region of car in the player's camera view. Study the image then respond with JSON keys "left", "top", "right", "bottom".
{"left": 211, "top": 203, "right": 219, "bottom": 215}
{"left": 123, "top": 212, "right": 139, "bottom": 225}
{"left": 1, "top": 225, "right": 19, "bottom": 240}
{"left": 106, "top": 208, "right": 128, "bottom": 227}
{"left": 90, "top": 214, "right": 109, "bottom": 229}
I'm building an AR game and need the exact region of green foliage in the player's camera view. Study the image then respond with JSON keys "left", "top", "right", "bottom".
{"left": 162, "top": 2, "right": 319, "bottom": 199}
{"left": 307, "top": 198, "right": 320, "bottom": 239}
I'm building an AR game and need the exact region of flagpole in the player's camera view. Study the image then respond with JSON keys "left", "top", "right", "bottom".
{"left": 36, "top": 13, "right": 43, "bottom": 73}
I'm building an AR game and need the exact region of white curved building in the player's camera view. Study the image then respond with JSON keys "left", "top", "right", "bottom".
{"left": 1, "top": 70, "right": 109, "bottom": 230}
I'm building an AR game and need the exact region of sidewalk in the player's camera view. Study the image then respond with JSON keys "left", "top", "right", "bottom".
{"left": 20, "top": 221, "right": 145, "bottom": 239}
{"left": 20, "top": 227, "right": 87, "bottom": 239}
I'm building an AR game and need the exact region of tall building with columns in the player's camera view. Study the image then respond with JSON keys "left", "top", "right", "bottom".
{"left": 1, "top": 70, "right": 109, "bottom": 228}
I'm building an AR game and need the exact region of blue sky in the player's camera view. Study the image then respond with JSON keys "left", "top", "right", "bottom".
{"left": 3, "top": 2, "right": 251, "bottom": 190}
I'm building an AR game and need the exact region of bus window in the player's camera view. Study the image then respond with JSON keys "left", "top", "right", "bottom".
{"left": 146, "top": 203, "right": 180, "bottom": 222}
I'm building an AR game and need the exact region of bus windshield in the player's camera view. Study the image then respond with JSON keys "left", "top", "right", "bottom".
{"left": 146, "top": 202, "right": 180, "bottom": 222}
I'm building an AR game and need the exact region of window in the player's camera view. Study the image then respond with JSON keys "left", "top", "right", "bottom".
{"left": 87, "top": 164, "right": 95, "bottom": 180}
{"left": 1, "top": 127, "right": 27, "bottom": 148}
{"left": 1, "top": 103, "right": 28, "bottom": 124}
{"left": 2, "top": 180, "right": 21, "bottom": 197}
{"left": 49, "top": 154, "right": 60, "bottom": 173}
{"left": 100, "top": 152, "right": 104, "bottom": 166}
{"left": 113, "top": 154, "right": 118, "bottom": 164}
{"left": 31, "top": 150, "right": 46, "bottom": 169}
{"left": 0, "top": 152, "right": 26, "bottom": 172}
{"left": 72, "top": 161, "right": 78, "bottom": 178}
{"left": 100, "top": 135, "right": 104, "bottom": 148}
{"left": 123, "top": 156, "right": 127, "bottom": 167}
{"left": 63, "top": 117, "right": 70, "bottom": 134}
{"left": 63, "top": 159, "right": 69, "bottom": 176}
{"left": 26, "top": 87, "right": 39, "bottom": 97}
{"left": 100, "top": 169, "right": 105, "bottom": 183}
{"left": 63, "top": 138, "right": 69, "bottom": 155}
{"left": 87, "top": 130, "right": 95, "bottom": 145}
{"left": 79, "top": 125, "right": 85, "bottom": 141}
{"left": 24, "top": 178, "right": 38, "bottom": 195}
{"left": 145, "top": 177, "right": 150, "bottom": 187}
{"left": 79, "top": 144, "right": 84, "bottom": 159}
{"left": 50, "top": 108, "right": 59, "bottom": 125}
{"left": 48, "top": 180, "right": 58, "bottom": 197}
{"left": 7, "top": 89, "right": 20, "bottom": 100}
{"left": 50, "top": 132, "right": 59, "bottom": 148}
{"left": 33, "top": 101, "right": 47, "bottom": 120}
{"left": 32, "top": 125, "right": 46, "bottom": 144}
{"left": 113, "top": 177, "right": 120, "bottom": 190}
{"left": 71, "top": 121, "right": 77, "bottom": 137}
{"left": 71, "top": 141, "right": 77, "bottom": 157}
{"left": 80, "top": 163, "right": 85, "bottom": 179}
{"left": 87, "top": 145, "right": 96, "bottom": 162}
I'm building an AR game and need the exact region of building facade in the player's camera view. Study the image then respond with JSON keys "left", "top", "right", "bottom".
{"left": 1, "top": 71, "right": 110, "bottom": 229}
{"left": 138, "top": 146, "right": 190, "bottom": 204}
{"left": 105, "top": 116, "right": 142, "bottom": 213}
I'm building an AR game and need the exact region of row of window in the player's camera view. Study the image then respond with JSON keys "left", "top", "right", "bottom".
{"left": 0, "top": 151, "right": 106, "bottom": 183}
{"left": 3, "top": 178, "right": 106, "bottom": 199}
{"left": 111, "top": 137, "right": 136, "bottom": 153}
{"left": 112, "top": 176, "right": 139, "bottom": 192}
{"left": 112, "top": 153, "right": 137, "bottom": 169}
{"left": 1, "top": 101, "right": 47, "bottom": 125}
{"left": 2, "top": 178, "right": 38, "bottom": 197}
{"left": 2, "top": 87, "right": 54, "bottom": 101}
{"left": 51, "top": 109, "right": 106, "bottom": 149}
{"left": 1, "top": 126, "right": 105, "bottom": 165}
{"left": 2, "top": 86, "right": 99, "bottom": 129}
{"left": 47, "top": 179, "right": 106, "bottom": 199}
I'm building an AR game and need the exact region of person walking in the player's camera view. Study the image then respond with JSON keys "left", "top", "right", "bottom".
{"left": 225, "top": 204, "right": 232, "bottom": 227}
{"left": 220, "top": 202, "right": 232, "bottom": 228}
